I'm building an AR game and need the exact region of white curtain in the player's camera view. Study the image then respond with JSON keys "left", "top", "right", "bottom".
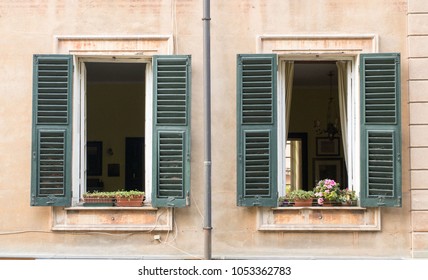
{"left": 285, "top": 61, "right": 294, "bottom": 138}
{"left": 284, "top": 62, "right": 296, "bottom": 189}
{"left": 336, "top": 61, "right": 348, "bottom": 168}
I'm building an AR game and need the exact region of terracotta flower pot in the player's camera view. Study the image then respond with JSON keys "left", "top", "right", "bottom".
{"left": 293, "top": 199, "right": 313, "bottom": 207}
{"left": 83, "top": 197, "right": 115, "bottom": 207}
{"left": 322, "top": 200, "right": 334, "bottom": 207}
{"left": 115, "top": 195, "right": 144, "bottom": 207}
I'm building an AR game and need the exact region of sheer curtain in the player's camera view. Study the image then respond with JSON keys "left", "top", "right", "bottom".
{"left": 285, "top": 61, "right": 294, "bottom": 138}
{"left": 284, "top": 62, "right": 297, "bottom": 189}
{"left": 336, "top": 61, "right": 348, "bottom": 168}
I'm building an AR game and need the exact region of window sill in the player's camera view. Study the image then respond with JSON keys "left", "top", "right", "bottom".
{"left": 257, "top": 206, "right": 381, "bottom": 231}
{"left": 52, "top": 206, "right": 173, "bottom": 231}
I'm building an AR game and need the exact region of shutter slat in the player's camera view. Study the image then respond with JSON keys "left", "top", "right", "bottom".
{"left": 237, "top": 54, "right": 278, "bottom": 207}
{"left": 240, "top": 56, "right": 275, "bottom": 125}
{"left": 360, "top": 53, "right": 401, "bottom": 207}
{"left": 37, "top": 131, "right": 67, "bottom": 197}
{"left": 36, "top": 57, "right": 70, "bottom": 126}
{"left": 152, "top": 55, "right": 191, "bottom": 207}
{"left": 155, "top": 57, "right": 189, "bottom": 127}
{"left": 31, "top": 54, "right": 72, "bottom": 207}
{"left": 366, "top": 131, "right": 396, "bottom": 198}
{"left": 363, "top": 54, "right": 398, "bottom": 125}
{"left": 244, "top": 131, "right": 271, "bottom": 199}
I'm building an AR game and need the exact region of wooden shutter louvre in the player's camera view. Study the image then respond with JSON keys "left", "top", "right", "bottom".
{"left": 31, "top": 55, "right": 73, "bottom": 206}
{"left": 237, "top": 54, "right": 278, "bottom": 207}
{"left": 360, "top": 53, "right": 401, "bottom": 207}
{"left": 152, "top": 55, "right": 191, "bottom": 207}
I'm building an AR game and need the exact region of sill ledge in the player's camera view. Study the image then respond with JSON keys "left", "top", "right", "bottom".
{"left": 52, "top": 206, "right": 173, "bottom": 232}
{"left": 257, "top": 207, "right": 381, "bottom": 231}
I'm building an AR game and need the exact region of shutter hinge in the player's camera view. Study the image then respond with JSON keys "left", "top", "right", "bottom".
{"left": 396, "top": 196, "right": 402, "bottom": 207}
{"left": 395, "top": 55, "right": 400, "bottom": 65}
{"left": 186, "top": 191, "right": 190, "bottom": 206}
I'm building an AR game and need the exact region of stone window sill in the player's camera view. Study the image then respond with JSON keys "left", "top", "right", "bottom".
{"left": 257, "top": 206, "right": 381, "bottom": 231}
{"left": 52, "top": 206, "right": 173, "bottom": 231}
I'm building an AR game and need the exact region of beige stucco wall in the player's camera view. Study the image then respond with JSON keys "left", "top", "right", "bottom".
{"left": 408, "top": 0, "right": 428, "bottom": 258}
{"left": 0, "top": 0, "right": 412, "bottom": 259}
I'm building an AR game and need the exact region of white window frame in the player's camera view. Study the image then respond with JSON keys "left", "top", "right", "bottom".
{"left": 71, "top": 56, "right": 153, "bottom": 205}
{"left": 277, "top": 55, "right": 360, "bottom": 197}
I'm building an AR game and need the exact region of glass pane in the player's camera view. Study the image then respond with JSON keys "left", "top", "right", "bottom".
{"left": 285, "top": 139, "right": 302, "bottom": 193}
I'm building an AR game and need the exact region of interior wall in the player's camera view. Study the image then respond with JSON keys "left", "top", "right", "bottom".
{"left": 288, "top": 85, "right": 344, "bottom": 189}
{"left": 87, "top": 83, "right": 145, "bottom": 192}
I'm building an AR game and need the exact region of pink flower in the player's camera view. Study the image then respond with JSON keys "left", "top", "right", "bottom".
{"left": 318, "top": 198, "right": 324, "bottom": 205}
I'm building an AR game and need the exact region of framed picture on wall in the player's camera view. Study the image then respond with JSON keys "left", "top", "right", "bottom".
{"left": 87, "top": 141, "right": 102, "bottom": 176}
{"left": 316, "top": 137, "right": 340, "bottom": 156}
{"left": 313, "top": 158, "right": 343, "bottom": 185}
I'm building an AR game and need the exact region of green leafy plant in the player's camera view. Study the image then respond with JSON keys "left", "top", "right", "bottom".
{"left": 287, "top": 189, "right": 315, "bottom": 201}
{"left": 114, "top": 190, "right": 145, "bottom": 199}
{"left": 82, "top": 191, "right": 116, "bottom": 198}
{"left": 339, "top": 188, "right": 358, "bottom": 204}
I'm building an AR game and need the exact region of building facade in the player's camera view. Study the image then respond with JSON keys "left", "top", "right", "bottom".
{"left": 0, "top": 0, "right": 427, "bottom": 259}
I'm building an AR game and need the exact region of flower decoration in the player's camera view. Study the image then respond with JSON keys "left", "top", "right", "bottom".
{"left": 313, "top": 179, "right": 341, "bottom": 205}
{"left": 339, "top": 188, "right": 358, "bottom": 204}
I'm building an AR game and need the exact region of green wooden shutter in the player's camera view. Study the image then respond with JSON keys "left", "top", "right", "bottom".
{"left": 152, "top": 55, "right": 191, "bottom": 207}
{"left": 237, "top": 54, "right": 278, "bottom": 207}
{"left": 360, "top": 53, "right": 401, "bottom": 207}
{"left": 31, "top": 55, "right": 73, "bottom": 206}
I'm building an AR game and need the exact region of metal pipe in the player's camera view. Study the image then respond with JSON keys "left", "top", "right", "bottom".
{"left": 202, "top": 0, "right": 212, "bottom": 260}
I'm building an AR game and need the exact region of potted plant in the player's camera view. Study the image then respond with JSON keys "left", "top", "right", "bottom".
{"left": 82, "top": 191, "right": 116, "bottom": 206}
{"left": 114, "top": 190, "right": 145, "bottom": 207}
{"left": 313, "top": 179, "right": 341, "bottom": 206}
{"left": 278, "top": 196, "right": 290, "bottom": 207}
{"left": 288, "top": 189, "right": 315, "bottom": 207}
{"left": 278, "top": 185, "right": 292, "bottom": 206}
{"left": 339, "top": 188, "right": 358, "bottom": 206}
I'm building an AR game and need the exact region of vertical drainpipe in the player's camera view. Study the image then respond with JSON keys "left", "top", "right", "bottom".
{"left": 202, "top": 0, "right": 212, "bottom": 260}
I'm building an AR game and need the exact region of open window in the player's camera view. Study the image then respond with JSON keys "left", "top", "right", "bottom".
{"left": 237, "top": 53, "right": 401, "bottom": 207}
{"left": 31, "top": 55, "right": 191, "bottom": 208}
{"left": 286, "top": 61, "right": 346, "bottom": 192}
{"left": 84, "top": 62, "right": 146, "bottom": 194}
